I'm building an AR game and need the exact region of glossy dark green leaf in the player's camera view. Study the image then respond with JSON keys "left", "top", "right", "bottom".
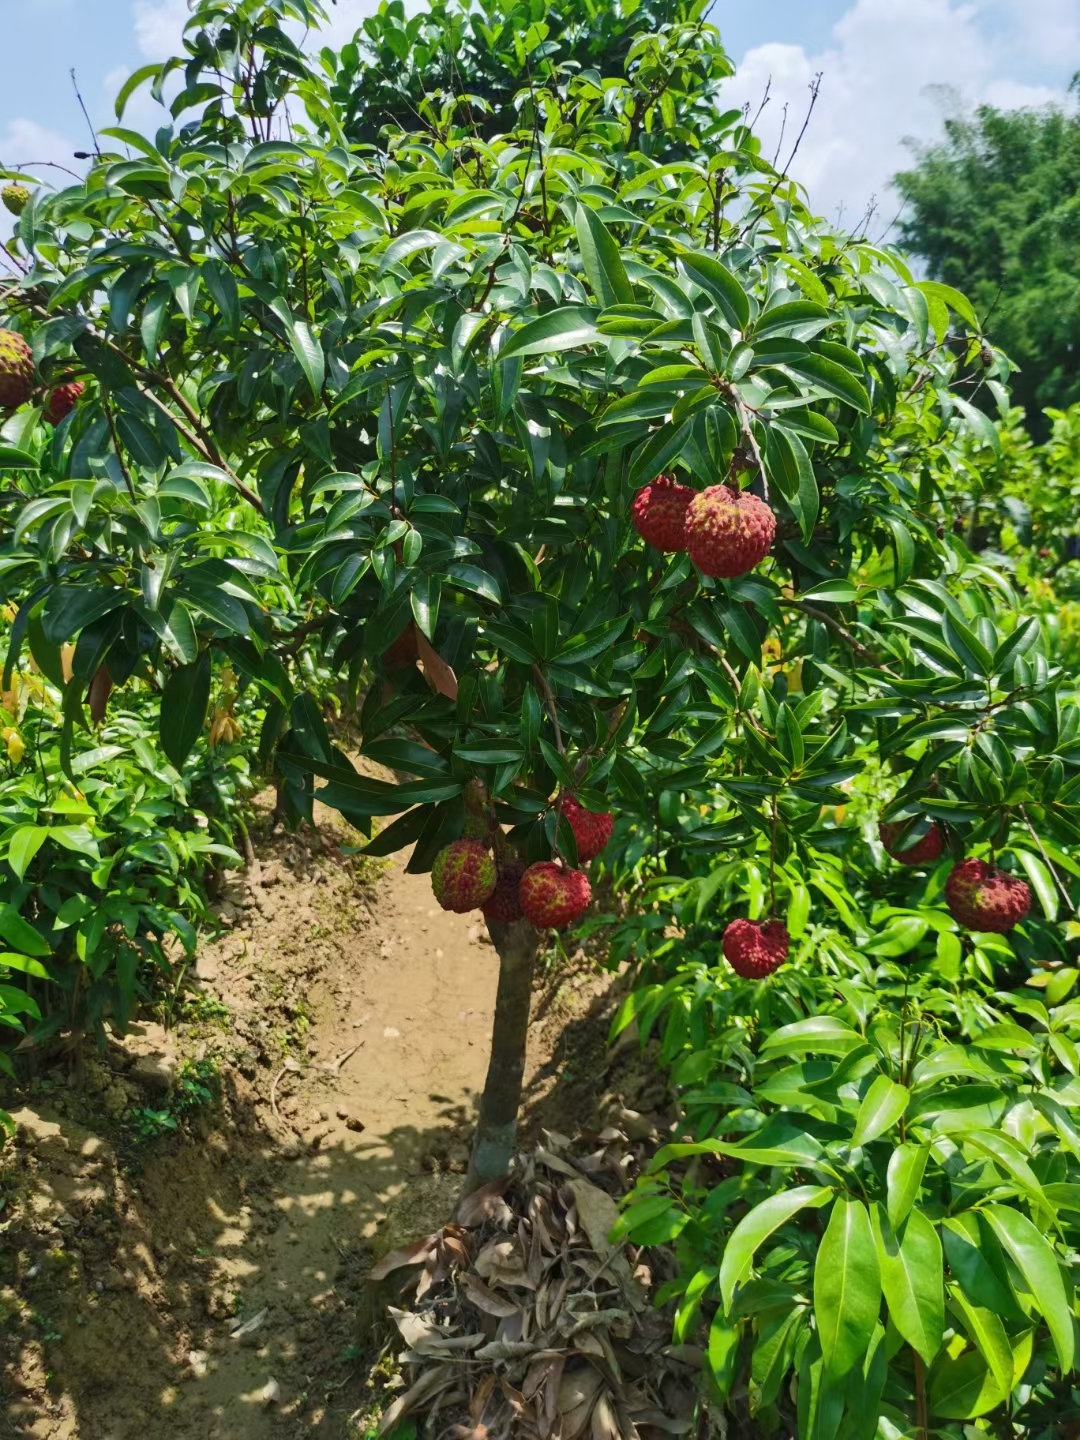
{"left": 159, "top": 650, "right": 211, "bottom": 771}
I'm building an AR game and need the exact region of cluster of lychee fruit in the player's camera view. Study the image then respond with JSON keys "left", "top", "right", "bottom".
{"left": 429, "top": 794, "right": 613, "bottom": 929}
{"left": 632, "top": 474, "right": 776, "bottom": 579}
{"left": 720, "top": 821, "right": 1034, "bottom": 982}
{"left": 0, "top": 329, "right": 83, "bottom": 422}
{"left": 878, "top": 818, "right": 1031, "bottom": 933}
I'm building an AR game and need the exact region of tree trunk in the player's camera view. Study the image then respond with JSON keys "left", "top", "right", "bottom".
{"left": 465, "top": 917, "right": 538, "bottom": 1190}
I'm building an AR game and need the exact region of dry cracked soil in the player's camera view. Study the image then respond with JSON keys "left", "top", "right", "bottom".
{"left": 0, "top": 794, "right": 637, "bottom": 1440}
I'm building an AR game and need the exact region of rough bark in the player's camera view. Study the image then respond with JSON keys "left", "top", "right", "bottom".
{"left": 465, "top": 917, "right": 538, "bottom": 1190}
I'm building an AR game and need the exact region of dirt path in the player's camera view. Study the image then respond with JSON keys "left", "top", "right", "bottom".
{"left": 1, "top": 809, "right": 619, "bottom": 1440}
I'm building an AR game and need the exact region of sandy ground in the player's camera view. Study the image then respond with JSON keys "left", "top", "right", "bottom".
{"left": 0, "top": 803, "right": 625, "bottom": 1439}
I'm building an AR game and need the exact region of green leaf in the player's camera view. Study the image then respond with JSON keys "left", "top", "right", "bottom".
{"left": 983, "top": 1204, "right": 1074, "bottom": 1372}
{"left": 928, "top": 1348, "right": 1003, "bottom": 1420}
{"left": 948, "top": 1285, "right": 1014, "bottom": 1400}
{"left": 628, "top": 419, "right": 692, "bottom": 488}
{"left": 575, "top": 205, "right": 634, "bottom": 308}
{"left": 497, "top": 307, "right": 601, "bottom": 361}
{"left": 852, "top": 1075, "right": 910, "bottom": 1147}
{"left": 707, "top": 1310, "right": 741, "bottom": 1400}
{"left": 718, "top": 1185, "right": 834, "bottom": 1310}
{"left": 782, "top": 353, "right": 871, "bottom": 413}
{"left": 7, "top": 826, "right": 49, "bottom": 882}
{"left": 870, "top": 1204, "right": 943, "bottom": 1364}
{"left": 887, "top": 1144, "right": 928, "bottom": 1230}
{"left": 0, "top": 904, "right": 50, "bottom": 958}
{"left": 814, "top": 1196, "right": 880, "bottom": 1380}
{"left": 115, "top": 62, "right": 161, "bottom": 120}
{"left": 289, "top": 319, "right": 324, "bottom": 399}
{"left": 1013, "top": 848, "right": 1058, "bottom": 922}
{"left": 159, "top": 651, "right": 211, "bottom": 771}
{"left": 760, "top": 1016, "right": 864, "bottom": 1055}
{"left": 681, "top": 252, "right": 751, "bottom": 331}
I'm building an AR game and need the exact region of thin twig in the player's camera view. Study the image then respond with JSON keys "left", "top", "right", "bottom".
{"left": 102, "top": 393, "right": 136, "bottom": 499}
{"left": 12, "top": 159, "right": 85, "bottom": 183}
{"left": 532, "top": 665, "right": 565, "bottom": 756}
{"left": 0, "top": 240, "right": 26, "bottom": 276}
{"left": 722, "top": 382, "right": 768, "bottom": 499}
{"left": 784, "top": 600, "right": 893, "bottom": 671}
{"left": 1021, "top": 805, "right": 1076, "bottom": 918}
{"left": 771, "top": 102, "right": 789, "bottom": 168}
{"left": 70, "top": 70, "right": 102, "bottom": 160}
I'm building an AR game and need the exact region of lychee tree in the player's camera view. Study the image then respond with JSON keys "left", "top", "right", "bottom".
{"left": 2, "top": 2, "right": 1080, "bottom": 1420}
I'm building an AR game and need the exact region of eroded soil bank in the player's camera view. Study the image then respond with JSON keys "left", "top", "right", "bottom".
{"left": 0, "top": 801, "right": 644, "bottom": 1439}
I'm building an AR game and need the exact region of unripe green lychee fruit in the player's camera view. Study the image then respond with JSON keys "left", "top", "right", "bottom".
{"left": 631, "top": 475, "right": 695, "bottom": 552}
{"left": 0, "top": 330, "right": 35, "bottom": 412}
{"left": 722, "top": 919, "right": 789, "bottom": 978}
{"left": 879, "top": 819, "right": 944, "bottom": 867}
{"left": 43, "top": 381, "right": 84, "bottom": 426}
{"left": 944, "top": 858, "right": 1030, "bottom": 933}
{"left": 561, "top": 795, "right": 613, "bottom": 862}
{"left": 685, "top": 485, "right": 776, "bottom": 579}
{"left": 431, "top": 839, "right": 496, "bottom": 914}
{"left": 482, "top": 857, "right": 526, "bottom": 925}
{"left": 1, "top": 185, "right": 29, "bottom": 217}
{"left": 519, "top": 861, "right": 591, "bottom": 929}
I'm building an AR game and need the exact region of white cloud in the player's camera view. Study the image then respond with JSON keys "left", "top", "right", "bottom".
{"left": 0, "top": 117, "right": 80, "bottom": 181}
{"left": 984, "top": 0, "right": 1080, "bottom": 68}
{"left": 133, "top": 0, "right": 191, "bottom": 61}
{"left": 311, "top": 0, "right": 386, "bottom": 50}
{"left": 724, "top": 0, "right": 1075, "bottom": 230}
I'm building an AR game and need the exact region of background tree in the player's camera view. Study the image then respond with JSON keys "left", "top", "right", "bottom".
{"left": 894, "top": 90, "right": 1080, "bottom": 431}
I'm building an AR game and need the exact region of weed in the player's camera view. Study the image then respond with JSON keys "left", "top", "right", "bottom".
{"left": 128, "top": 1058, "right": 219, "bottom": 1143}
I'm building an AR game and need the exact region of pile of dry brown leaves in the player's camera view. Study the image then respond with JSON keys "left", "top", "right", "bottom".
{"left": 368, "top": 1126, "right": 701, "bottom": 1439}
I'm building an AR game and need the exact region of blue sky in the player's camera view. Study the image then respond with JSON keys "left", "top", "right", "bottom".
{"left": 2, "top": 0, "right": 1078, "bottom": 222}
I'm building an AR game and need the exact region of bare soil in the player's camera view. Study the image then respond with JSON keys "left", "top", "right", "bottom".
{"left": 0, "top": 800, "right": 643, "bottom": 1440}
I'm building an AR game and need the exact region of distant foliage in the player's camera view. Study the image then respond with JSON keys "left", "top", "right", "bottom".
{"left": 895, "top": 96, "right": 1080, "bottom": 429}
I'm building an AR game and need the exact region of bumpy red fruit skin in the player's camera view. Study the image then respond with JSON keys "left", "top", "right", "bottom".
{"left": 685, "top": 485, "right": 776, "bottom": 579}
{"left": 431, "top": 840, "right": 497, "bottom": 914}
{"left": 0, "top": 331, "right": 34, "bottom": 412}
{"left": 43, "top": 381, "right": 84, "bottom": 425}
{"left": 519, "top": 862, "right": 592, "bottom": 929}
{"left": 482, "top": 858, "right": 526, "bottom": 925}
{"left": 631, "top": 475, "right": 696, "bottom": 552}
{"left": 879, "top": 820, "right": 945, "bottom": 867}
{"left": 722, "top": 919, "right": 790, "bottom": 979}
{"left": 561, "top": 796, "right": 614, "bottom": 862}
{"left": 945, "top": 859, "right": 1031, "bottom": 933}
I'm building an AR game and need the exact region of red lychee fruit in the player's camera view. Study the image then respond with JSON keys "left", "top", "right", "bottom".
{"left": 431, "top": 839, "right": 497, "bottom": 914}
{"left": 722, "top": 919, "right": 790, "bottom": 979}
{"left": 945, "top": 859, "right": 1031, "bottom": 933}
{"left": 685, "top": 485, "right": 776, "bottom": 579}
{"left": 482, "top": 857, "right": 526, "bottom": 925}
{"left": 43, "top": 381, "right": 84, "bottom": 425}
{"left": 631, "top": 475, "right": 696, "bottom": 552}
{"left": 0, "top": 331, "right": 35, "bottom": 412}
{"left": 879, "top": 819, "right": 945, "bottom": 867}
{"left": 519, "top": 862, "right": 592, "bottom": 929}
{"left": 561, "top": 795, "right": 614, "bottom": 862}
